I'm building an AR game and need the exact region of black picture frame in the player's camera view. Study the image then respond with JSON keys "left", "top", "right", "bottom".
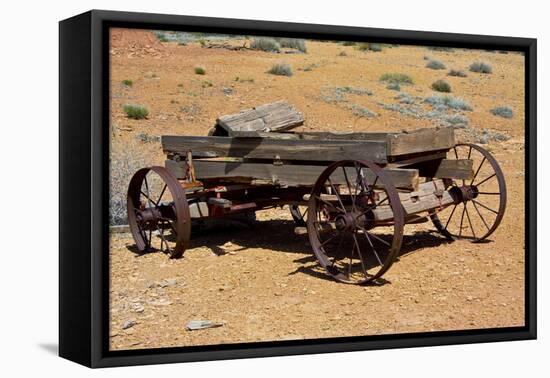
{"left": 59, "top": 9, "right": 537, "bottom": 368}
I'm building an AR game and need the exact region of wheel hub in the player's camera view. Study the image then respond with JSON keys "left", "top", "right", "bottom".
{"left": 334, "top": 213, "right": 356, "bottom": 231}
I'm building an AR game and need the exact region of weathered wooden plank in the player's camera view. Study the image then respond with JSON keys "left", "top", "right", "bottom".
{"left": 167, "top": 160, "right": 419, "bottom": 190}
{"left": 226, "top": 130, "right": 389, "bottom": 141}
{"left": 433, "top": 159, "right": 473, "bottom": 180}
{"left": 387, "top": 127, "right": 455, "bottom": 156}
{"left": 162, "top": 136, "right": 388, "bottom": 163}
{"left": 195, "top": 160, "right": 418, "bottom": 190}
{"left": 216, "top": 101, "right": 304, "bottom": 135}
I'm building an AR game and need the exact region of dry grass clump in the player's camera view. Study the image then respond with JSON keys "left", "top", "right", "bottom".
{"left": 250, "top": 37, "right": 280, "bottom": 52}
{"left": 426, "top": 59, "right": 446, "bottom": 70}
{"left": 379, "top": 73, "right": 414, "bottom": 85}
{"left": 469, "top": 61, "right": 492, "bottom": 74}
{"left": 267, "top": 63, "right": 293, "bottom": 76}
{"left": 490, "top": 106, "right": 513, "bottom": 118}
{"left": 356, "top": 43, "right": 383, "bottom": 52}
{"left": 424, "top": 95, "right": 472, "bottom": 111}
{"left": 277, "top": 38, "right": 307, "bottom": 53}
{"left": 448, "top": 69, "right": 467, "bottom": 77}
{"left": 431, "top": 79, "right": 452, "bottom": 93}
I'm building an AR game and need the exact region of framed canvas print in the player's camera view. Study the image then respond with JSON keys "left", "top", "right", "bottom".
{"left": 59, "top": 10, "right": 536, "bottom": 368}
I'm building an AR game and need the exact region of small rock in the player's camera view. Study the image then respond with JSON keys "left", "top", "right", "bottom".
{"left": 160, "top": 278, "right": 177, "bottom": 287}
{"left": 121, "top": 320, "right": 136, "bottom": 330}
{"left": 466, "top": 296, "right": 474, "bottom": 301}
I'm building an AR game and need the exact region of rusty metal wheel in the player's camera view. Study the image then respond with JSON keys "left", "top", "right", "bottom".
{"left": 430, "top": 143, "right": 507, "bottom": 242}
{"left": 289, "top": 205, "right": 308, "bottom": 226}
{"left": 127, "top": 166, "right": 191, "bottom": 258}
{"left": 306, "top": 160, "right": 404, "bottom": 285}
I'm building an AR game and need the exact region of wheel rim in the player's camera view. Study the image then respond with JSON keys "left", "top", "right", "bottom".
{"left": 430, "top": 143, "right": 507, "bottom": 242}
{"left": 306, "top": 160, "right": 404, "bottom": 284}
{"left": 127, "top": 166, "right": 191, "bottom": 258}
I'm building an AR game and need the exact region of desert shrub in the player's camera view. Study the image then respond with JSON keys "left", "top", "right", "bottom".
{"left": 202, "top": 80, "right": 213, "bottom": 88}
{"left": 443, "top": 114, "right": 469, "bottom": 128}
{"left": 424, "top": 95, "right": 472, "bottom": 111}
{"left": 194, "top": 66, "right": 206, "bottom": 75}
{"left": 448, "top": 69, "right": 467, "bottom": 77}
{"left": 121, "top": 79, "right": 133, "bottom": 87}
{"left": 267, "top": 63, "right": 293, "bottom": 76}
{"left": 469, "top": 61, "right": 492, "bottom": 74}
{"left": 277, "top": 38, "right": 307, "bottom": 53}
{"left": 339, "top": 51, "right": 347, "bottom": 56}
{"left": 250, "top": 37, "right": 280, "bottom": 52}
{"left": 123, "top": 104, "right": 149, "bottom": 119}
{"left": 386, "top": 82, "right": 400, "bottom": 91}
{"left": 379, "top": 73, "right": 414, "bottom": 85}
{"left": 349, "top": 104, "right": 377, "bottom": 118}
{"left": 431, "top": 79, "right": 452, "bottom": 92}
{"left": 426, "top": 59, "right": 446, "bottom": 70}
{"left": 301, "top": 63, "right": 319, "bottom": 72}
{"left": 341, "top": 41, "right": 356, "bottom": 46}
{"left": 356, "top": 43, "right": 382, "bottom": 52}
{"left": 427, "top": 46, "right": 454, "bottom": 52}
{"left": 136, "top": 133, "right": 160, "bottom": 143}
{"left": 490, "top": 106, "right": 513, "bottom": 118}
{"left": 155, "top": 32, "right": 169, "bottom": 42}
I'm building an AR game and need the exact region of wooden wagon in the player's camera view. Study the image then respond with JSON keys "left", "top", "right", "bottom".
{"left": 127, "top": 102, "right": 507, "bottom": 284}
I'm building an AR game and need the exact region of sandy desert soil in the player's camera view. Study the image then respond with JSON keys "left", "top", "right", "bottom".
{"left": 108, "top": 30, "right": 525, "bottom": 350}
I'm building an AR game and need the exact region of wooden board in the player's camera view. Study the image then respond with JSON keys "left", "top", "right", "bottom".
{"left": 433, "top": 159, "right": 473, "bottom": 180}
{"left": 216, "top": 100, "right": 304, "bottom": 135}
{"left": 167, "top": 160, "right": 419, "bottom": 190}
{"left": 162, "top": 136, "right": 388, "bottom": 163}
{"left": 386, "top": 127, "right": 455, "bottom": 156}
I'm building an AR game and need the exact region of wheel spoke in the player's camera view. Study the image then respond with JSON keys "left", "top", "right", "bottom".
{"left": 472, "top": 200, "right": 499, "bottom": 215}
{"left": 360, "top": 228, "right": 384, "bottom": 266}
{"left": 140, "top": 191, "right": 159, "bottom": 207}
{"left": 327, "top": 177, "right": 347, "bottom": 213}
{"left": 144, "top": 177, "right": 154, "bottom": 208}
{"left": 458, "top": 204, "right": 466, "bottom": 237}
{"left": 477, "top": 192, "right": 500, "bottom": 196}
{"left": 342, "top": 166, "right": 356, "bottom": 212}
{"left": 464, "top": 204, "right": 476, "bottom": 239}
{"left": 472, "top": 200, "right": 490, "bottom": 231}
{"left": 474, "top": 173, "right": 496, "bottom": 187}
{"left": 157, "top": 184, "right": 167, "bottom": 204}
{"left": 321, "top": 232, "right": 340, "bottom": 247}
{"left": 443, "top": 204, "right": 458, "bottom": 231}
{"left": 470, "top": 157, "right": 486, "bottom": 185}
{"left": 352, "top": 233, "right": 368, "bottom": 277}
{"left": 315, "top": 195, "right": 345, "bottom": 214}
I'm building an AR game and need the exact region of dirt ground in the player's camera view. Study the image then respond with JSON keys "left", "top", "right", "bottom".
{"left": 108, "top": 29, "right": 525, "bottom": 350}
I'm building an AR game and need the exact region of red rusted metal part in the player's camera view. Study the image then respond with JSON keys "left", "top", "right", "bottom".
{"left": 127, "top": 166, "right": 191, "bottom": 258}
{"left": 429, "top": 143, "right": 507, "bottom": 242}
{"left": 306, "top": 160, "right": 405, "bottom": 285}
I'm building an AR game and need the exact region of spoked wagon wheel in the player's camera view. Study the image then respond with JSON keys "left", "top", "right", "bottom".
{"left": 289, "top": 205, "right": 308, "bottom": 226}
{"left": 127, "top": 166, "right": 191, "bottom": 258}
{"left": 306, "top": 160, "right": 404, "bottom": 285}
{"left": 430, "top": 143, "right": 507, "bottom": 242}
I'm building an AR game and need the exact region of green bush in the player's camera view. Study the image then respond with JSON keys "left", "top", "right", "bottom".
{"left": 277, "top": 38, "right": 307, "bottom": 53}
{"left": 123, "top": 104, "right": 149, "bottom": 119}
{"left": 448, "top": 69, "right": 467, "bottom": 77}
{"left": 431, "top": 79, "right": 452, "bottom": 92}
{"left": 426, "top": 59, "right": 446, "bottom": 70}
{"left": 490, "top": 106, "right": 513, "bottom": 118}
{"left": 267, "top": 63, "right": 293, "bottom": 76}
{"left": 121, "top": 79, "right": 133, "bottom": 87}
{"left": 469, "top": 61, "right": 492, "bottom": 74}
{"left": 250, "top": 37, "right": 280, "bottom": 52}
{"left": 379, "top": 73, "right": 414, "bottom": 85}
{"left": 194, "top": 66, "right": 206, "bottom": 75}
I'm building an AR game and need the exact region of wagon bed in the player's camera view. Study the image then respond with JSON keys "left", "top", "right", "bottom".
{"left": 127, "top": 102, "right": 507, "bottom": 284}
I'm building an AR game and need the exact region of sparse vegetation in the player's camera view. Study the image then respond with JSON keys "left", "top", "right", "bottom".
{"left": 234, "top": 76, "right": 254, "bottom": 83}
{"left": 379, "top": 73, "right": 414, "bottom": 85}
{"left": 136, "top": 133, "right": 160, "bottom": 143}
{"left": 427, "top": 46, "right": 454, "bottom": 52}
{"left": 321, "top": 86, "right": 373, "bottom": 103}
{"left": 356, "top": 43, "right": 383, "bottom": 52}
{"left": 386, "top": 82, "right": 400, "bottom": 91}
{"left": 277, "top": 38, "right": 307, "bottom": 53}
{"left": 426, "top": 59, "right": 446, "bottom": 70}
{"left": 194, "top": 66, "right": 206, "bottom": 75}
{"left": 349, "top": 104, "right": 377, "bottom": 118}
{"left": 202, "top": 80, "right": 213, "bottom": 88}
{"left": 442, "top": 114, "right": 469, "bottom": 128}
{"left": 341, "top": 41, "right": 356, "bottom": 46}
{"left": 490, "top": 106, "right": 513, "bottom": 119}
{"left": 339, "top": 51, "right": 347, "bottom": 56}
{"left": 301, "top": 63, "right": 319, "bottom": 72}
{"left": 469, "top": 61, "right": 492, "bottom": 74}
{"left": 267, "top": 63, "right": 293, "bottom": 76}
{"left": 448, "top": 69, "right": 467, "bottom": 77}
{"left": 250, "top": 37, "right": 280, "bottom": 52}
{"left": 121, "top": 79, "right": 133, "bottom": 87}
{"left": 424, "top": 95, "right": 472, "bottom": 111}
{"left": 123, "top": 104, "right": 149, "bottom": 119}
{"left": 431, "top": 79, "right": 452, "bottom": 93}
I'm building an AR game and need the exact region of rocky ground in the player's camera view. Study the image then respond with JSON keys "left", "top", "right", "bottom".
{"left": 108, "top": 30, "right": 526, "bottom": 350}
